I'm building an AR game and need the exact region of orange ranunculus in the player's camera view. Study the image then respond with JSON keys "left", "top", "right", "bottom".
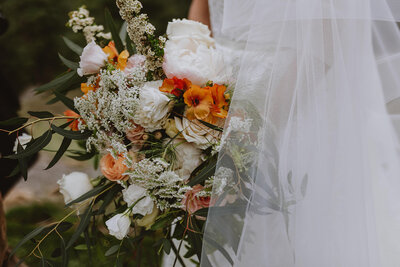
{"left": 183, "top": 84, "right": 213, "bottom": 121}
{"left": 63, "top": 110, "right": 81, "bottom": 131}
{"left": 100, "top": 153, "right": 128, "bottom": 181}
{"left": 159, "top": 77, "right": 191, "bottom": 97}
{"left": 209, "top": 84, "right": 228, "bottom": 119}
{"left": 117, "top": 50, "right": 129, "bottom": 70}
{"left": 102, "top": 41, "right": 119, "bottom": 61}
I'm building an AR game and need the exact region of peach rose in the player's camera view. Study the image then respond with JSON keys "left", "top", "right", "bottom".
{"left": 182, "top": 185, "right": 212, "bottom": 215}
{"left": 126, "top": 124, "right": 146, "bottom": 150}
{"left": 100, "top": 153, "right": 128, "bottom": 181}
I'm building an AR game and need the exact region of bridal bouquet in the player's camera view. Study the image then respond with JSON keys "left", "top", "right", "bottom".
{"left": 1, "top": 1, "right": 235, "bottom": 266}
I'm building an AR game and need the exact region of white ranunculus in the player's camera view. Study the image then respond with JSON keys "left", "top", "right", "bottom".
{"left": 163, "top": 19, "right": 229, "bottom": 86}
{"left": 134, "top": 81, "right": 173, "bottom": 132}
{"left": 123, "top": 184, "right": 154, "bottom": 216}
{"left": 77, "top": 41, "right": 108, "bottom": 76}
{"left": 174, "top": 116, "right": 219, "bottom": 149}
{"left": 105, "top": 213, "right": 131, "bottom": 240}
{"left": 57, "top": 172, "right": 93, "bottom": 205}
{"left": 171, "top": 139, "right": 203, "bottom": 180}
{"left": 13, "top": 133, "right": 32, "bottom": 153}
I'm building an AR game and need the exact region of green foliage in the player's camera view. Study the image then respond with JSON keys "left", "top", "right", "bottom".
{"left": 0, "top": 0, "right": 190, "bottom": 93}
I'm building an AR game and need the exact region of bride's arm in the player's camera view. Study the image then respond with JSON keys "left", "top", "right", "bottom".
{"left": 188, "top": 0, "right": 210, "bottom": 27}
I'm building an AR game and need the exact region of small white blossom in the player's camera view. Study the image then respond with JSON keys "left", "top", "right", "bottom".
{"left": 13, "top": 133, "right": 32, "bottom": 153}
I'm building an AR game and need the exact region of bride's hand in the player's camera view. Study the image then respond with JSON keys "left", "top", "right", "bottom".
{"left": 188, "top": 0, "right": 210, "bottom": 28}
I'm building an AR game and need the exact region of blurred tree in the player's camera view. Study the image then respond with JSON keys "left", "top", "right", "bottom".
{"left": 0, "top": 0, "right": 190, "bottom": 94}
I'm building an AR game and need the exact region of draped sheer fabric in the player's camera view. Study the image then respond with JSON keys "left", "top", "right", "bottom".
{"left": 202, "top": 0, "right": 400, "bottom": 266}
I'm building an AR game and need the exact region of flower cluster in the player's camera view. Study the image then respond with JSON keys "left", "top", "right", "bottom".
{"left": 67, "top": 12, "right": 233, "bottom": 240}
{"left": 67, "top": 6, "right": 111, "bottom": 43}
{"left": 116, "top": 0, "right": 165, "bottom": 79}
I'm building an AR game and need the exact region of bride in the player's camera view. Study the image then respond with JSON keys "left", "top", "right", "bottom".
{"left": 187, "top": 0, "right": 400, "bottom": 266}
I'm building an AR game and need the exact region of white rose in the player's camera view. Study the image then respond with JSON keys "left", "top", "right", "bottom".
{"left": 163, "top": 19, "right": 228, "bottom": 86}
{"left": 170, "top": 138, "right": 203, "bottom": 180}
{"left": 57, "top": 172, "right": 93, "bottom": 205}
{"left": 123, "top": 184, "right": 154, "bottom": 216}
{"left": 136, "top": 204, "right": 159, "bottom": 230}
{"left": 13, "top": 133, "right": 32, "bottom": 153}
{"left": 105, "top": 213, "right": 131, "bottom": 240}
{"left": 134, "top": 81, "right": 173, "bottom": 132}
{"left": 174, "top": 116, "right": 219, "bottom": 149}
{"left": 77, "top": 41, "right": 108, "bottom": 76}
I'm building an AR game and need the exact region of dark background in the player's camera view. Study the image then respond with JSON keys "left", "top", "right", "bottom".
{"left": 0, "top": 0, "right": 191, "bottom": 94}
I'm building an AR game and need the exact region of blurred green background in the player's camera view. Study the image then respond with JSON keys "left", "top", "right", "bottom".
{"left": 0, "top": 0, "right": 190, "bottom": 94}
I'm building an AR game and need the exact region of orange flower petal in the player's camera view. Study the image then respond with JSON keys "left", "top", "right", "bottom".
{"left": 117, "top": 50, "right": 129, "bottom": 70}
{"left": 81, "top": 83, "right": 95, "bottom": 94}
{"left": 194, "top": 103, "right": 211, "bottom": 121}
{"left": 102, "top": 41, "right": 119, "bottom": 61}
{"left": 63, "top": 110, "right": 81, "bottom": 131}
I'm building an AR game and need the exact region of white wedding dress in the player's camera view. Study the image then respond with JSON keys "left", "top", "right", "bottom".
{"left": 202, "top": 1, "right": 400, "bottom": 267}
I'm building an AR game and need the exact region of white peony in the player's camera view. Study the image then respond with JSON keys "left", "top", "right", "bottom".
{"left": 77, "top": 41, "right": 108, "bottom": 76}
{"left": 163, "top": 19, "right": 228, "bottom": 86}
{"left": 13, "top": 133, "right": 32, "bottom": 153}
{"left": 166, "top": 19, "right": 214, "bottom": 47}
{"left": 170, "top": 139, "right": 203, "bottom": 180}
{"left": 123, "top": 184, "right": 154, "bottom": 216}
{"left": 174, "top": 116, "right": 219, "bottom": 149}
{"left": 57, "top": 172, "right": 93, "bottom": 205}
{"left": 134, "top": 81, "right": 173, "bottom": 132}
{"left": 105, "top": 213, "right": 131, "bottom": 240}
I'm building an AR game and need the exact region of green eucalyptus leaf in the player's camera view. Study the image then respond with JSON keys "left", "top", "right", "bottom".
{"left": 198, "top": 120, "right": 223, "bottom": 132}
{"left": 52, "top": 90, "right": 79, "bottom": 113}
{"left": 6, "top": 130, "right": 52, "bottom": 159}
{"left": 28, "top": 111, "right": 54, "bottom": 119}
{"left": 105, "top": 245, "right": 119, "bottom": 256}
{"left": 45, "top": 137, "right": 72, "bottom": 170}
{"left": 35, "top": 71, "right": 76, "bottom": 93}
{"left": 51, "top": 124, "right": 91, "bottom": 140}
{"left": 66, "top": 183, "right": 111, "bottom": 207}
{"left": 62, "top": 36, "right": 83, "bottom": 55}
{"left": 66, "top": 205, "right": 92, "bottom": 249}
{"left": 58, "top": 53, "right": 79, "bottom": 70}
{"left": 10, "top": 226, "right": 47, "bottom": 256}
{"left": 0, "top": 117, "right": 28, "bottom": 127}
{"left": 105, "top": 8, "right": 124, "bottom": 53}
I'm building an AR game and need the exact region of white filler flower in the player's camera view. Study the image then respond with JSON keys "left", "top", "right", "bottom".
{"left": 77, "top": 41, "right": 108, "bottom": 76}
{"left": 13, "top": 133, "right": 32, "bottom": 153}
{"left": 105, "top": 213, "right": 131, "bottom": 240}
{"left": 123, "top": 184, "right": 154, "bottom": 216}
{"left": 57, "top": 172, "right": 93, "bottom": 205}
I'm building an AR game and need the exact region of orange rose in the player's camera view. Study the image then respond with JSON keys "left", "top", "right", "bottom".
{"left": 183, "top": 84, "right": 213, "bottom": 121}
{"left": 63, "top": 110, "right": 81, "bottom": 131}
{"left": 100, "top": 153, "right": 128, "bottom": 181}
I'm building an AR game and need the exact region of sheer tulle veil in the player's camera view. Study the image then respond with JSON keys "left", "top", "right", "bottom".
{"left": 202, "top": 0, "right": 400, "bottom": 266}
